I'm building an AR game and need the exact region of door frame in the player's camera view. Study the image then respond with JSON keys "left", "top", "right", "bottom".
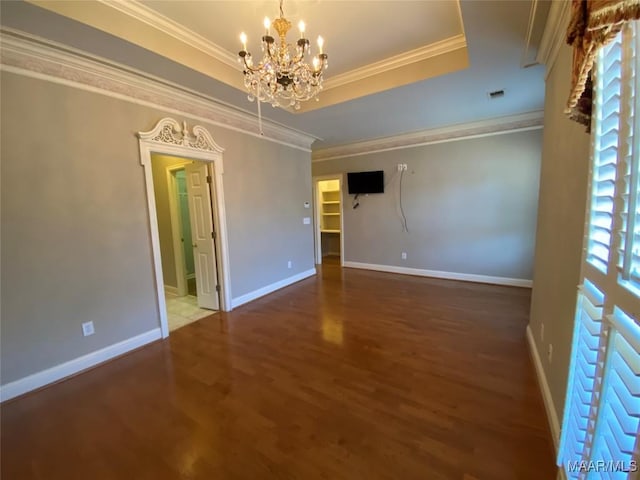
{"left": 166, "top": 163, "right": 191, "bottom": 297}
{"left": 312, "top": 174, "right": 345, "bottom": 266}
{"left": 138, "top": 117, "right": 232, "bottom": 338}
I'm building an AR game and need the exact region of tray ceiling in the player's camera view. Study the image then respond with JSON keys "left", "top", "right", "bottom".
{"left": 7, "top": 0, "right": 551, "bottom": 148}
{"left": 27, "top": 0, "right": 469, "bottom": 111}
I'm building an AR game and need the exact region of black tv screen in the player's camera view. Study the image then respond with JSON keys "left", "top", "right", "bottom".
{"left": 347, "top": 170, "right": 384, "bottom": 194}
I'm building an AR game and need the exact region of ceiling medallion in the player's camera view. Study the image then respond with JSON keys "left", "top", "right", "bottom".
{"left": 238, "top": 0, "right": 328, "bottom": 110}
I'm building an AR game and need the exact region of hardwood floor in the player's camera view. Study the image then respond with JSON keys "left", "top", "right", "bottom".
{"left": 322, "top": 254, "right": 341, "bottom": 266}
{"left": 1, "top": 264, "right": 556, "bottom": 479}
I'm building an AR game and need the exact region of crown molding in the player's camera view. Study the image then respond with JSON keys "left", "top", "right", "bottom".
{"left": 521, "top": 0, "right": 540, "bottom": 68}
{"left": 99, "top": 0, "right": 240, "bottom": 71}
{"left": 536, "top": 0, "right": 571, "bottom": 78}
{"left": 312, "top": 111, "right": 544, "bottom": 162}
{"left": 0, "top": 28, "right": 317, "bottom": 151}
{"left": 323, "top": 34, "right": 467, "bottom": 90}
{"left": 522, "top": 0, "right": 538, "bottom": 67}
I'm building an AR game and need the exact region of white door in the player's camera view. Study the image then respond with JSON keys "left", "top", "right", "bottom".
{"left": 185, "top": 162, "right": 220, "bottom": 310}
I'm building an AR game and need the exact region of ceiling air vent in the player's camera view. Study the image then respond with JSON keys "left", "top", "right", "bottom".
{"left": 488, "top": 89, "right": 505, "bottom": 99}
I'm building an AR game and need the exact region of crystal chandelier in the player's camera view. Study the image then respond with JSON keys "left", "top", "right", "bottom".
{"left": 238, "top": 0, "right": 328, "bottom": 110}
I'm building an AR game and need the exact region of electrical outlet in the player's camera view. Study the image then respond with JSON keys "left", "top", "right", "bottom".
{"left": 541, "top": 323, "right": 544, "bottom": 342}
{"left": 397, "top": 163, "right": 408, "bottom": 171}
{"left": 303, "top": 217, "right": 311, "bottom": 225}
{"left": 82, "top": 321, "right": 95, "bottom": 337}
{"left": 401, "top": 252, "right": 407, "bottom": 260}
{"left": 287, "top": 260, "right": 292, "bottom": 269}
{"left": 547, "top": 344, "right": 553, "bottom": 363}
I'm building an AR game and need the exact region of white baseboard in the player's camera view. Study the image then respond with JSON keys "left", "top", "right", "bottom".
{"left": 526, "top": 324, "right": 561, "bottom": 452}
{"left": 164, "top": 285, "right": 179, "bottom": 296}
{"left": 342, "top": 261, "right": 533, "bottom": 287}
{"left": 0, "top": 328, "right": 162, "bottom": 402}
{"left": 231, "top": 268, "right": 317, "bottom": 309}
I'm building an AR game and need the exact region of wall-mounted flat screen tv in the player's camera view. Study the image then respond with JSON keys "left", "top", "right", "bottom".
{"left": 347, "top": 170, "right": 384, "bottom": 194}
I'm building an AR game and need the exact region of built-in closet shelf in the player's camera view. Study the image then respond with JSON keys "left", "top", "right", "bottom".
{"left": 318, "top": 184, "right": 341, "bottom": 234}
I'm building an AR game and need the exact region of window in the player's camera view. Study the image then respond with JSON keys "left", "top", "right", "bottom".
{"left": 557, "top": 22, "right": 640, "bottom": 479}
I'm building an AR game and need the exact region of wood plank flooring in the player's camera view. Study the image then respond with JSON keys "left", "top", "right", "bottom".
{"left": 1, "top": 264, "right": 556, "bottom": 479}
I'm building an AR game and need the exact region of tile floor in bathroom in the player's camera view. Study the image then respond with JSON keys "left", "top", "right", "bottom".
{"left": 165, "top": 294, "right": 215, "bottom": 331}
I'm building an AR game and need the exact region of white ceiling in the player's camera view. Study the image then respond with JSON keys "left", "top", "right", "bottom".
{"left": 2, "top": 0, "right": 550, "bottom": 150}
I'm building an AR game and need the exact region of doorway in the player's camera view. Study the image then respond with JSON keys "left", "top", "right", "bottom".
{"left": 138, "top": 117, "right": 232, "bottom": 339}
{"left": 313, "top": 175, "right": 344, "bottom": 266}
{"left": 151, "top": 155, "right": 221, "bottom": 332}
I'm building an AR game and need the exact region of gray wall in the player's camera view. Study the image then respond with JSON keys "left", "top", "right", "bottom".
{"left": 528, "top": 44, "right": 591, "bottom": 424}
{"left": 313, "top": 129, "right": 543, "bottom": 280}
{"left": 1, "top": 72, "right": 314, "bottom": 385}
{"left": 225, "top": 140, "right": 313, "bottom": 295}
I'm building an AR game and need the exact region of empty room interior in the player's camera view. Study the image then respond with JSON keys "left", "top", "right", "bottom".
{"left": 1, "top": 1, "right": 639, "bottom": 479}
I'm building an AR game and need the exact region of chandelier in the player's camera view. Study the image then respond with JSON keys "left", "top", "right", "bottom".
{"left": 238, "top": 0, "right": 328, "bottom": 110}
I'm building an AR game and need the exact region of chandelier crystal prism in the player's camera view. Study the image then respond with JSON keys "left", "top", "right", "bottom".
{"left": 238, "top": 0, "right": 328, "bottom": 110}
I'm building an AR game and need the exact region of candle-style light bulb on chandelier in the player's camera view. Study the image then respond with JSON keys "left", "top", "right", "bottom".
{"left": 238, "top": 0, "right": 328, "bottom": 110}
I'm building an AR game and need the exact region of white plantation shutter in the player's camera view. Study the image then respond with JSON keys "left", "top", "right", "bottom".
{"left": 618, "top": 29, "right": 640, "bottom": 294}
{"left": 587, "top": 39, "right": 622, "bottom": 273}
{"left": 558, "top": 22, "right": 640, "bottom": 479}
{"left": 590, "top": 309, "right": 640, "bottom": 477}
{"left": 558, "top": 281, "right": 605, "bottom": 479}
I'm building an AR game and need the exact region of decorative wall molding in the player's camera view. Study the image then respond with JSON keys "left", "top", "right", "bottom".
{"left": 0, "top": 28, "right": 317, "bottom": 152}
{"left": 0, "top": 328, "right": 162, "bottom": 402}
{"left": 231, "top": 268, "right": 317, "bottom": 309}
{"left": 526, "top": 325, "right": 562, "bottom": 453}
{"left": 323, "top": 35, "right": 467, "bottom": 90}
{"left": 536, "top": 0, "right": 572, "bottom": 78}
{"left": 138, "top": 117, "right": 225, "bottom": 154}
{"left": 101, "top": 0, "right": 240, "bottom": 70}
{"left": 312, "top": 111, "right": 544, "bottom": 162}
{"left": 343, "top": 262, "right": 533, "bottom": 288}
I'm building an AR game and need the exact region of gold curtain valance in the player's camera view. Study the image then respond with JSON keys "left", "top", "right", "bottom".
{"left": 566, "top": 0, "right": 640, "bottom": 129}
